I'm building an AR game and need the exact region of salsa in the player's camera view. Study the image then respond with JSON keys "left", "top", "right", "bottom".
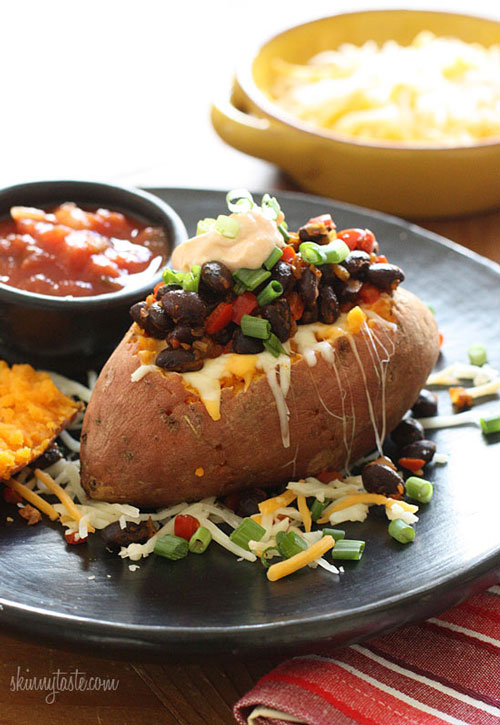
{"left": 0, "top": 203, "right": 169, "bottom": 297}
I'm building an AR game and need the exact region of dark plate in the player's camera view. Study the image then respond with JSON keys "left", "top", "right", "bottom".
{"left": 1, "top": 188, "right": 499, "bottom": 661}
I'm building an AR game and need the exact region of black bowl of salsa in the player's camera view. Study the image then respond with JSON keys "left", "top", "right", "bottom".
{"left": 0, "top": 180, "right": 187, "bottom": 374}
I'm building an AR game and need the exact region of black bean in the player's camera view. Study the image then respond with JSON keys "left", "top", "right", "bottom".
{"left": 149, "top": 302, "right": 173, "bottom": 333}
{"left": 201, "top": 261, "right": 234, "bottom": 297}
{"left": 297, "top": 268, "right": 320, "bottom": 308}
{"left": 100, "top": 519, "right": 157, "bottom": 551}
{"left": 262, "top": 298, "right": 292, "bottom": 342}
{"left": 399, "top": 439, "right": 437, "bottom": 464}
{"left": 156, "top": 347, "right": 203, "bottom": 372}
{"left": 235, "top": 488, "right": 268, "bottom": 518}
{"left": 232, "top": 329, "right": 264, "bottom": 354}
{"left": 391, "top": 417, "right": 425, "bottom": 447}
{"left": 342, "top": 250, "right": 371, "bottom": 280}
{"left": 213, "top": 321, "right": 236, "bottom": 345}
{"left": 412, "top": 389, "right": 438, "bottom": 418}
{"left": 129, "top": 301, "right": 163, "bottom": 338}
{"left": 271, "top": 260, "right": 295, "bottom": 294}
{"left": 339, "top": 279, "right": 362, "bottom": 305}
{"left": 366, "top": 263, "right": 405, "bottom": 290}
{"left": 362, "top": 463, "right": 404, "bottom": 497}
{"left": 318, "top": 286, "right": 339, "bottom": 324}
{"left": 166, "top": 325, "right": 203, "bottom": 345}
{"left": 161, "top": 289, "right": 207, "bottom": 325}
{"left": 32, "top": 444, "right": 62, "bottom": 470}
{"left": 298, "top": 221, "right": 329, "bottom": 243}
{"left": 299, "top": 304, "right": 318, "bottom": 325}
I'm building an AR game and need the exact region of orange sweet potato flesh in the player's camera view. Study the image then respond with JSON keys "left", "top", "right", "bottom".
{"left": 80, "top": 288, "right": 439, "bottom": 507}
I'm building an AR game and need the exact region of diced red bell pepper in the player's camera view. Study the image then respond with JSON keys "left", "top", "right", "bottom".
{"left": 205, "top": 302, "right": 233, "bottom": 335}
{"left": 337, "top": 228, "right": 376, "bottom": 254}
{"left": 287, "top": 291, "right": 304, "bottom": 321}
{"left": 153, "top": 281, "right": 164, "bottom": 298}
{"left": 358, "top": 283, "right": 381, "bottom": 305}
{"left": 3, "top": 487, "right": 22, "bottom": 504}
{"left": 64, "top": 531, "right": 88, "bottom": 545}
{"left": 281, "top": 245, "right": 296, "bottom": 264}
{"left": 439, "top": 331, "right": 444, "bottom": 348}
{"left": 231, "top": 292, "right": 258, "bottom": 325}
{"left": 398, "top": 457, "right": 426, "bottom": 473}
{"left": 376, "top": 254, "right": 388, "bottom": 263}
{"left": 307, "top": 214, "right": 334, "bottom": 230}
{"left": 174, "top": 514, "right": 200, "bottom": 541}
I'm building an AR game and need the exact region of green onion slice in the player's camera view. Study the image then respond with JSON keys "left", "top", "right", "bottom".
{"left": 278, "top": 223, "right": 290, "bottom": 243}
{"left": 299, "top": 239, "right": 350, "bottom": 266}
{"left": 480, "top": 415, "right": 500, "bottom": 435}
{"left": 240, "top": 314, "right": 271, "bottom": 340}
{"left": 311, "top": 498, "right": 331, "bottom": 522}
{"left": 229, "top": 518, "right": 266, "bottom": 551}
{"left": 196, "top": 217, "right": 216, "bottom": 235}
{"left": 299, "top": 242, "right": 325, "bottom": 265}
{"left": 264, "top": 332, "right": 289, "bottom": 358}
{"left": 233, "top": 267, "right": 271, "bottom": 291}
{"left": 214, "top": 214, "right": 240, "bottom": 239}
{"left": 331, "top": 539, "right": 365, "bottom": 560}
{"left": 257, "top": 280, "right": 283, "bottom": 307}
{"left": 322, "top": 528, "right": 345, "bottom": 542}
{"left": 405, "top": 476, "right": 434, "bottom": 504}
{"left": 182, "top": 264, "right": 201, "bottom": 293}
{"left": 163, "top": 268, "right": 185, "bottom": 286}
{"left": 388, "top": 519, "right": 415, "bottom": 544}
{"left": 226, "top": 188, "right": 255, "bottom": 214}
{"left": 154, "top": 534, "right": 189, "bottom": 560}
{"left": 263, "top": 246, "right": 284, "bottom": 270}
{"left": 261, "top": 193, "right": 281, "bottom": 220}
{"left": 468, "top": 344, "right": 488, "bottom": 367}
{"left": 260, "top": 546, "right": 281, "bottom": 569}
{"left": 188, "top": 526, "right": 212, "bottom": 554}
{"left": 277, "top": 531, "right": 308, "bottom": 558}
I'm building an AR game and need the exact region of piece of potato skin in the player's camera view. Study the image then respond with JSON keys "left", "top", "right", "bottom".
{"left": 80, "top": 288, "right": 439, "bottom": 507}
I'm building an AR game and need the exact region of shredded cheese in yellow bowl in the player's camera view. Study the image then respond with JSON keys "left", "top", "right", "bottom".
{"left": 270, "top": 32, "right": 500, "bottom": 146}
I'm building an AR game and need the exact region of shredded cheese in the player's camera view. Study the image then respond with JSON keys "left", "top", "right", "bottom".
{"left": 267, "top": 535, "right": 335, "bottom": 581}
{"left": 34, "top": 469, "right": 95, "bottom": 533}
{"left": 4, "top": 477, "right": 59, "bottom": 521}
{"left": 297, "top": 495, "right": 312, "bottom": 532}
{"left": 259, "top": 489, "right": 297, "bottom": 515}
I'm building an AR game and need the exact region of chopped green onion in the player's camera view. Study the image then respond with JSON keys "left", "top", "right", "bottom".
{"left": 261, "top": 546, "right": 281, "bottom": 569}
{"left": 299, "top": 239, "right": 350, "bottom": 266}
{"left": 276, "top": 531, "right": 308, "bottom": 558}
{"left": 263, "top": 246, "right": 284, "bottom": 270}
{"left": 261, "top": 193, "right": 281, "bottom": 220}
{"left": 405, "top": 476, "right": 434, "bottom": 504}
{"left": 468, "top": 344, "right": 488, "bottom": 367}
{"left": 196, "top": 217, "right": 216, "bottom": 235}
{"left": 154, "top": 534, "right": 189, "bottom": 560}
{"left": 331, "top": 539, "right": 365, "bottom": 560}
{"left": 182, "top": 264, "right": 201, "bottom": 293}
{"left": 257, "top": 280, "right": 283, "bottom": 306}
{"left": 226, "top": 188, "right": 254, "bottom": 214}
{"left": 299, "top": 242, "right": 325, "bottom": 265}
{"left": 163, "top": 268, "right": 185, "bottom": 286}
{"left": 278, "top": 223, "right": 290, "bottom": 242}
{"left": 388, "top": 519, "right": 415, "bottom": 544}
{"left": 264, "top": 332, "right": 289, "bottom": 358}
{"left": 479, "top": 415, "right": 500, "bottom": 435}
{"left": 240, "top": 315, "right": 271, "bottom": 339}
{"left": 322, "top": 528, "right": 345, "bottom": 542}
{"left": 188, "top": 526, "right": 212, "bottom": 554}
{"left": 214, "top": 214, "right": 240, "bottom": 239}
{"left": 233, "top": 267, "right": 271, "bottom": 290}
{"left": 233, "top": 281, "right": 247, "bottom": 295}
{"left": 311, "top": 498, "right": 331, "bottom": 522}
{"left": 229, "top": 517, "right": 266, "bottom": 551}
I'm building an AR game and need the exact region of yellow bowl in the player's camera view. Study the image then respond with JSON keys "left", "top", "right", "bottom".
{"left": 211, "top": 9, "right": 500, "bottom": 218}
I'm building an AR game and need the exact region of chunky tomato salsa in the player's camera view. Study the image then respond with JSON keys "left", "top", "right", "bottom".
{"left": 0, "top": 203, "right": 168, "bottom": 297}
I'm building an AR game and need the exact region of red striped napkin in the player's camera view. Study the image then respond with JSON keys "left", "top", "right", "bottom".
{"left": 234, "top": 585, "right": 500, "bottom": 725}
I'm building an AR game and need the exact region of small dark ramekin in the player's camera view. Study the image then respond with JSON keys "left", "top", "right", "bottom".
{"left": 0, "top": 180, "right": 187, "bottom": 375}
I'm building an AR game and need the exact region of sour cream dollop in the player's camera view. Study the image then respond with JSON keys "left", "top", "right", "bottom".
{"left": 171, "top": 209, "right": 285, "bottom": 272}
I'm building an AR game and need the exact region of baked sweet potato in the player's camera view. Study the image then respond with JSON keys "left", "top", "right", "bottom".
{"left": 80, "top": 288, "right": 439, "bottom": 506}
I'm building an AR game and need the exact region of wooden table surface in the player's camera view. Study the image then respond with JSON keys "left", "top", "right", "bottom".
{"left": 1, "top": 2, "right": 499, "bottom": 723}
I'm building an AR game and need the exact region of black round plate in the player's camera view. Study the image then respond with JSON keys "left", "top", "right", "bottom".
{"left": 1, "top": 189, "right": 499, "bottom": 661}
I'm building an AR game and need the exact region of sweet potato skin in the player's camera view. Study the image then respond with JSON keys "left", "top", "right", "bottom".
{"left": 80, "top": 288, "right": 439, "bottom": 506}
